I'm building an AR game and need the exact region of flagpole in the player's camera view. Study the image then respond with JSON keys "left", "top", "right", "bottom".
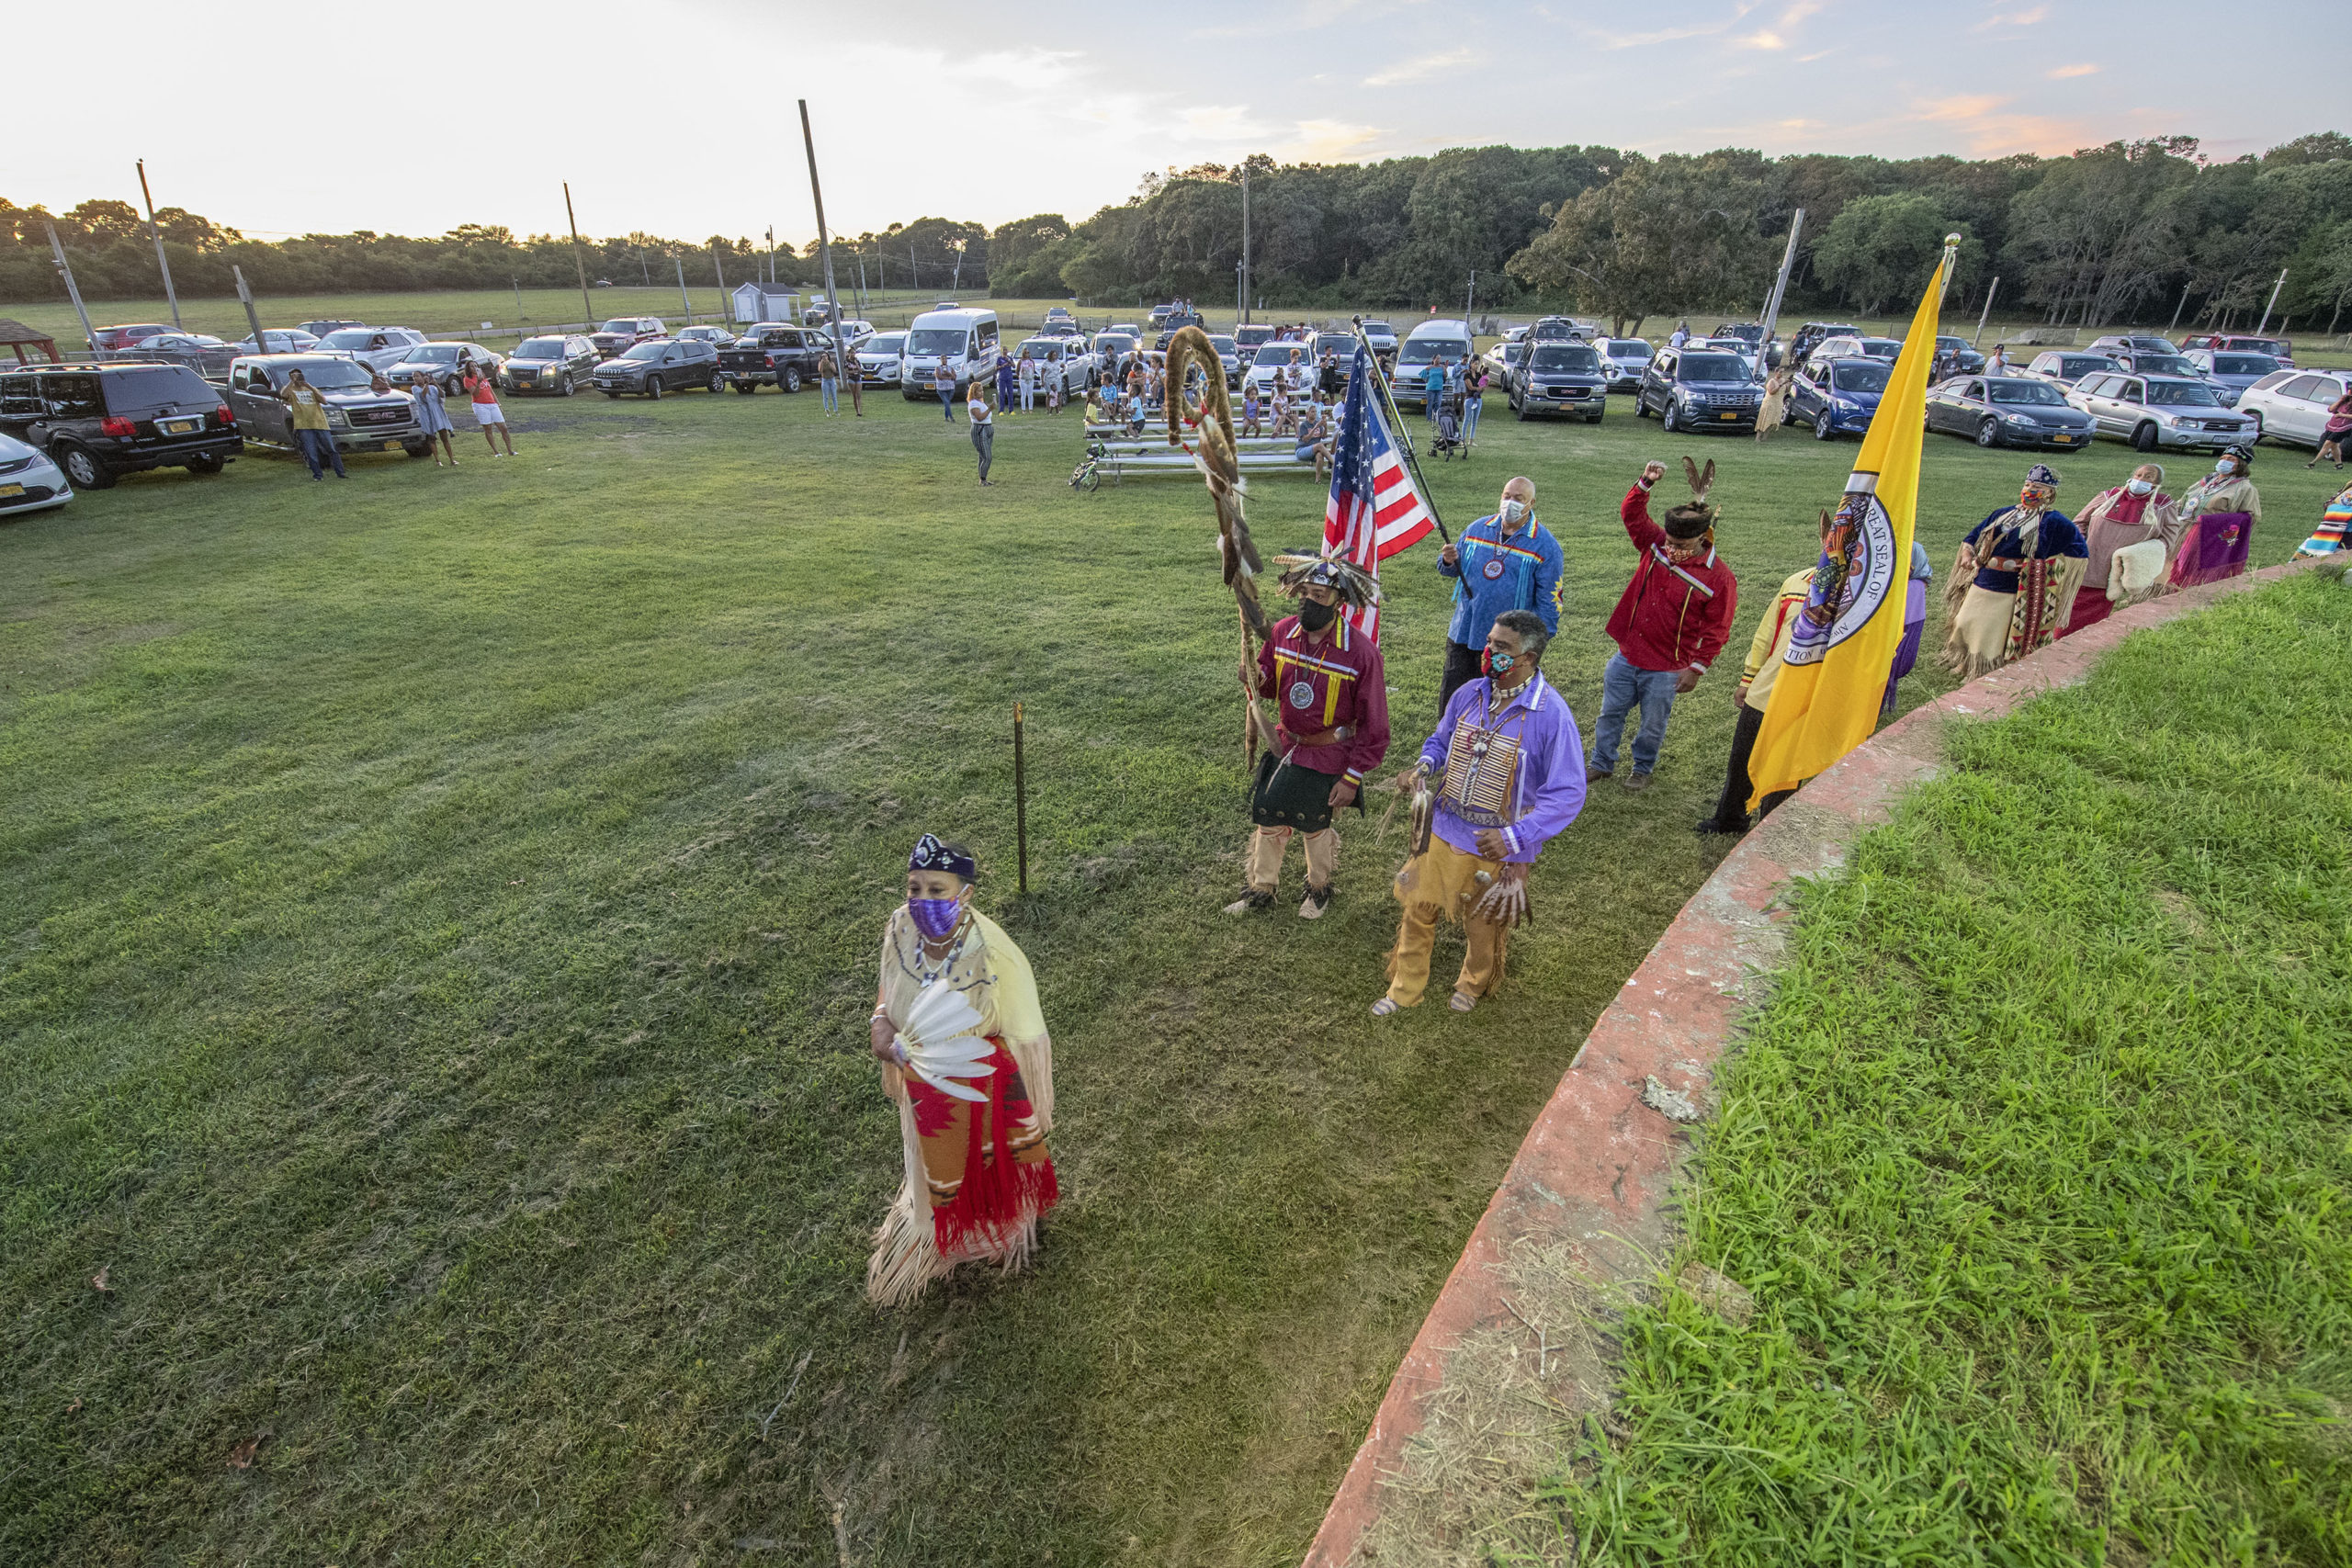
{"left": 1350, "top": 316, "right": 1450, "bottom": 544}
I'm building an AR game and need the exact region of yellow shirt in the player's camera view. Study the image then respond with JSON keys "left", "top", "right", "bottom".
{"left": 1740, "top": 568, "right": 1815, "bottom": 712}
{"left": 282, "top": 383, "right": 331, "bottom": 431}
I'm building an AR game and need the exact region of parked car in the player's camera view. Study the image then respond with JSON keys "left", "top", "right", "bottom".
{"left": 297, "top": 318, "right": 367, "bottom": 338}
{"left": 1787, "top": 321, "right": 1860, "bottom": 366}
{"left": 1713, "top": 321, "right": 1782, "bottom": 368}
{"left": 1592, "top": 337, "right": 1653, "bottom": 392}
{"left": 2021, "top": 351, "right": 2125, "bottom": 388}
{"left": 1392, "top": 320, "right": 1476, "bottom": 410}
{"left": 1698, "top": 337, "right": 1762, "bottom": 378}
{"left": 1812, "top": 334, "right": 1903, "bottom": 365}
{"left": 2234, "top": 367, "right": 2352, "bottom": 447}
{"left": 1634, "top": 346, "right": 1761, "bottom": 434}
{"left": 1012, "top": 335, "right": 1092, "bottom": 398}
{"left": 1233, "top": 323, "right": 1276, "bottom": 356}
{"left": 674, "top": 324, "right": 737, "bottom": 350}
{"left": 2110, "top": 351, "right": 2199, "bottom": 378}
{"left": 2088, "top": 333, "right": 2180, "bottom": 358}
{"left": 1359, "top": 320, "right": 1398, "bottom": 355}
{"left": 1924, "top": 375, "right": 2097, "bottom": 450}
{"left": 588, "top": 316, "right": 666, "bottom": 357}
{"left": 90, "top": 323, "right": 175, "bottom": 352}
{"left": 718, "top": 323, "right": 835, "bottom": 392}
{"left": 594, "top": 338, "right": 723, "bottom": 399}
{"left": 1931, "top": 335, "right": 1986, "bottom": 375}
{"left": 1787, "top": 355, "right": 1892, "bottom": 440}
{"left": 230, "top": 328, "right": 322, "bottom": 355}
{"left": 1482, "top": 341, "right": 1529, "bottom": 378}
{"left": 0, "top": 428, "right": 74, "bottom": 517}
{"left": 1108, "top": 322, "right": 1143, "bottom": 339}
{"left": 853, "top": 330, "right": 909, "bottom": 386}
{"left": 499, "top": 334, "right": 600, "bottom": 396}
{"left": 1508, "top": 340, "right": 1609, "bottom": 423}
{"left": 386, "top": 341, "right": 504, "bottom": 394}
{"left": 1244, "top": 340, "right": 1317, "bottom": 400}
{"left": 0, "top": 360, "right": 240, "bottom": 488}
{"left": 2179, "top": 333, "right": 2292, "bottom": 364}
{"left": 311, "top": 326, "right": 431, "bottom": 373}
{"left": 2180, "top": 349, "right": 2280, "bottom": 407}
{"left": 130, "top": 333, "right": 238, "bottom": 377}
{"left": 1090, "top": 332, "right": 1139, "bottom": 389}
{"left": 827, "top": 319, "right": 875, "bottom": 347}
{"left": 899, "top": 307, "right": 1002, "bottom": 400}
{"left": 1205, "top": 333, "right": 1243, "bottom": 388}
{"left": 1038, "top": 307, "right": 1081, "bottom": 339}
{"left": 2067, "top": 371, "right": 2256, "bottom": 452}
{"left": 223, "top": 354, "right": 428, "bottom": 461}
{"left": 1523, "top": 315, "right": 1587, "bottom": 344}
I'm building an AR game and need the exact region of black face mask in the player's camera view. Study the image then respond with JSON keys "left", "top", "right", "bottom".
{"left": 1296, "top": 598, "right": 1338, "bottom": 631}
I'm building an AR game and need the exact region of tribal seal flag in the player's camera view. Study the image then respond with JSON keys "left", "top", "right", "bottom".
{"left": 1747, "top": 238, "right": 1957, "bottom": 807}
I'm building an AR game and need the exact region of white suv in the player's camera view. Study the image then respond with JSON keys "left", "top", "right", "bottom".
{"left": 2235, "top": 367, "right": 2352, "bottom": 449}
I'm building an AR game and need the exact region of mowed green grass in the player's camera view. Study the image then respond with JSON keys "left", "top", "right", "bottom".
{"left": 1555, "top": 570, "right": 2352, "bottom": 1567}
{"left": 1, "top": 375, "right": 2340, "bottom": 1565}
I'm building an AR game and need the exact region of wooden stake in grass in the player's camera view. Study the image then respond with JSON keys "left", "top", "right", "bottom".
{"left": 1013, "top": 701, "right": 1029, "bottom": 895}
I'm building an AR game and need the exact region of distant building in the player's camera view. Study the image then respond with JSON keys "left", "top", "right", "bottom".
{"left": 732, "top": 285, "right": 800, "bottom": 325}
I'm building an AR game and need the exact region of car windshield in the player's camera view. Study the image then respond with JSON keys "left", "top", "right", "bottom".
{"left": 316, "top": 330, "right": 377, "bottom": 349}
{"left": 1611, "top": 340, "right": 1652, "bottom": 358}
{"left": 2064, "top": 358, "right": 2122, "bottom": 377}
{"left": 407, "top": 345, "right": 467, "bottom": 363}
{"left": 514, "top": 338, "right": 567, "bottom": 357}
{"left": 619, "top": 342, "right": 671, "bottom": 361}
{"left": 1988, "top": 379, "right": 2066, "bottom": 406}
{"left": 281, "top": 359, "right": 376, "bottom": 390}
{"left": 1017, "top": 343, "right": 1058, "bottom": 359}
{"left": 1362, "top": 321, "right": 1392, "bottom": 334}
{"left": 1530, "top": 345, "right": 1600, "bottom": 372}
{"left": 1210, "top": 336, "right": 1236, "bottom": 353}
{"left": 2147, "top": 380, "right": 2221, "bottom": 407}
{"left": 2236, "top": 340, "right": 2287, "bottom": 356}
{"left": 1255, "top": 344, "right": 1305, "bottom": 367}
{"left": 1398, "top": 339, "right": 1467, "bottom": 365}
{"left": 2214, "top": 355, "right": 2277, "bottom": 375}
{"left": 1677, "top": 354, "right": 1745, "bottom": 383}
{"left": 865, "top": 334, "right": 906, "bottom": 354}
{"left": 907, "top": 330, "right": 967, "bottom": 355}
{"left": 1937, "top": 337, "right": 1966, "bottom": 350}
{"left": 1833, "top": 362, "right": 1892, "bottom": 393}
{"left": 2134, "top": 355, "right": 2194, "bottom": 376}
{"left": 1860, "top": 342, "right": 1898, "bottom": 357}
{"left": 1095, "top": 334, "right": 1135, "bottom": 353}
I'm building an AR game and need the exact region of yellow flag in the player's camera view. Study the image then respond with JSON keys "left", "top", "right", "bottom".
{"left": 1747, "top": 248, "right": 1952, "bottom": 807}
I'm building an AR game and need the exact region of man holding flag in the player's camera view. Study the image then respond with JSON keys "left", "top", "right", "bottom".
{"left": 1744, "top": 239, "right": 1960, "bottom": 812}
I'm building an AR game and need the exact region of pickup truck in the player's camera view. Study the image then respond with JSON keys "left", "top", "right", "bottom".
{"left": 718, "top": 324, "right": 834, "bottom": 393}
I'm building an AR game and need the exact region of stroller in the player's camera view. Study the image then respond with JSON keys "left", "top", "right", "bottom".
{"left": 1429, "top": 386, "right": 1467, "bottom": 460}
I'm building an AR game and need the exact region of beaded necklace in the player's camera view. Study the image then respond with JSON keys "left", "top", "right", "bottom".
{"left": 899, "top": 909, "right": 978, "bottom": 989}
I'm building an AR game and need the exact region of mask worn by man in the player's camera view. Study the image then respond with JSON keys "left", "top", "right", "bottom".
{"left": 908, "top": 894, "right": 966, "bottom": 942}
{"left": 1296, "top": 597, "right": 1339, "bottom": 632}
{"left": 1481, "top": 648, "right": 1518, "bottom": 678}
{"left": 2127, "top": 479, "right": 2155, "bottom": 496}
{"left": 1498, "top": 498, "right": 1530, "bottom": 528}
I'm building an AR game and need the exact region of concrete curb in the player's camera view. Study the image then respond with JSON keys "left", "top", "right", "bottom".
{"left": 1301, "top": 558, "right": 2315, "bottom": 1566}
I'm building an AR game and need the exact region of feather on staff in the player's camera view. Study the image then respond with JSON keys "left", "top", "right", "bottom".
{"left": 1166, "top": 323, "right": 1272, "bottom": 765}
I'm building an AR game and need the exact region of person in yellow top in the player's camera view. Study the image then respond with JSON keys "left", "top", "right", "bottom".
{"left": 279, "top": 367, "right": 345, "bottom": 479}
{"left": 1695, "top": 513, "right": 1829, "bottom": 836}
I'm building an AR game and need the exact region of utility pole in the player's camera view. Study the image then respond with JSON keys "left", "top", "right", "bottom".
{"left": 43, "top": 220, "right": 99, "bottom": 354}
{"left": 1973, "top": 276, "right": 2000, "bottom": 346}
{"left": 2256, "top": 267, "right": 2287, "bottom": 335}
{"left": 134, "top": 160, "right": 181, "bottom": 329}
{"left": 1464, "top": 269, "right": 1476, "bottom": 325}
{"left": 1757, "top": 207, "right": 1804, "bottom": 367}
{"left": 798, "top": 97, "right": 862, "bottom": 416}
{"left": 766, "top": 227, "right": 775, "bottom": 288}
{"left": 1239, "top": 161, "right": 1250, "bottom": 325}
{"left": 513, "top": 277, "right": 526, "bottom": 328}
{"left": 675, "top": 254, "right": 693, "bottom": 322}
{"left": 562, "top": 182, "right": 594, "bottom": 331}
{"left": 232, "top": 265, "right": 266, "bottom": 355}
{"left": 712, "top": 244, "right": 728, "bottom": 321}
{"left": 2167, "top": 282, "right": 2191, "bottom": 336}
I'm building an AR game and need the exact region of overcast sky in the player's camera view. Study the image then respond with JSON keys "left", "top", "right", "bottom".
{"left": 15, "top": 0, "right": 2338, "bottom": 249}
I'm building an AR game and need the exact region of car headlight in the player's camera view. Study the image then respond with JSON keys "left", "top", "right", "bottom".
{"left": 326, "top": 408, "right": 348, "bottom": 427}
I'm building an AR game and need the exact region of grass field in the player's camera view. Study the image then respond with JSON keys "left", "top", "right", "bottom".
{"left": 1553, "top": 570, "right": 2352, "bottom": 1566}
{"left": 3, "top": 375, "right": 2343, "bottom": 1564}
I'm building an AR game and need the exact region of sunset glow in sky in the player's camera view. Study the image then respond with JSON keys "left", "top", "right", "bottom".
{"left": 14, "top": 0, "right": 2337, "bottom": 248}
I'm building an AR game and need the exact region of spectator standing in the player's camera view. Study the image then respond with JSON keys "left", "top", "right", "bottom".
{"left": 818, "top": 348, "right": 840, "bottom": 416}
{"left": 2309, "top": 386, "right": 2351, "bottom": 469}
{"left": 1668, "top": 320, "right": 1691, "bottom": 349}
{"left": 967, "top": 382, "right": 996, "bottom": 485}
{"left": 1588, "top": 461, "right": 1739, "bottom": 792}
{"left": 463, "top": 364, "right": 514, "bottom": 457}
{"left": 994, "top": 352, "right": 1016, "bottom": 414}
{"left": 1462, "top": 364, "right": 1486, "bottom": 445}
{"left": 933, "top": 360, "right": 957, "bottom": 423}
{"left": 410, "top": 370, "right": 458, "bottom": 467}
{"left": 280, "top": 367, "right": 344, "bottom": 480}
{"left": 1987, "top": 344, "right": 2009, "bottom": 374}
{"left": 1018, "top": 354, "right": 1038, "bottom": 413}
{"left": 1046, "top": 366, "right": 1065, "bottom": 416}
{"left": 1421, "top": 360, "right": 1445, "bottom": 423}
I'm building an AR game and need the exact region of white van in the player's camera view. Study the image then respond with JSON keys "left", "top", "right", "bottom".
{"left": 900, "top": 307, "right": 1001, "bottom": 400}
{"left": 1394, "top": 319, "right": 1476, "bottom": 409}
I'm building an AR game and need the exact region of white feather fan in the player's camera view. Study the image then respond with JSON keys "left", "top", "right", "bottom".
{"left": 894, "top": 981, "right": 998, "bottom": 1102}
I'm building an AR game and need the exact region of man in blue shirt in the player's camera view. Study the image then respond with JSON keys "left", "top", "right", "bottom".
{"left": 1436, "top": 475, "right": 1563, "bottom": 709}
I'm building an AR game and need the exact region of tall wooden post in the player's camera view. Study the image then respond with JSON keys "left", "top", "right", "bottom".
{"left": 1013, "top": 702, "right": 1029, "bottom": 895}
{"left": 798, "top": 97, "right": 862, "bottom": 416}
{"left": 135, "top": 160, "right": 181, "bottom": 329}
{"left": 563, "top": 183, "right": 595, "bottom": 332}
{"left": 232, "top": 265, "right": 266, "bottom": 354}
{"left": 43, "top": 220, "right": 99, "bottom": 354}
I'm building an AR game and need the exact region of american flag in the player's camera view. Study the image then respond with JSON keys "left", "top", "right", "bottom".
{"left": 1322, "top": 347, "right": 1436, "bottom": 637}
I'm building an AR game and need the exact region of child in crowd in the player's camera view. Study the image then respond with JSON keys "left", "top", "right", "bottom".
{"left": 1241, "top": 388, "right": 1262, "bottom": 437}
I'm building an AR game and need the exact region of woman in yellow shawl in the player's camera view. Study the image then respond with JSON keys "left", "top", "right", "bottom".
{"left": 865, "top": 835, "right": 1057, "bottom": 1307}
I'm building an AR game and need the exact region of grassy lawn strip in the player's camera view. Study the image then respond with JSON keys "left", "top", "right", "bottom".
{"left": 1558, "top": 570, "right": 2352, "bottom": 1565}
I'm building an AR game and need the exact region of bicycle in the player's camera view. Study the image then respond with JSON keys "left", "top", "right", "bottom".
{"left": 1069, "top": 439, "right": 1108, "bottom": 491}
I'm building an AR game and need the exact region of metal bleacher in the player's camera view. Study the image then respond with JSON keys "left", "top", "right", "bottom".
{"left": 1078, "top": 420, "right": 1320, "bottom": 483}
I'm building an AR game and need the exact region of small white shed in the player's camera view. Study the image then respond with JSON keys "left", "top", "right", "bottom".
{"left": 731, "top": 285, "right": 800, "bottom": 325}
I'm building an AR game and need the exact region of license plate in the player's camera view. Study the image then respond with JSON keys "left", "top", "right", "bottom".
{"left": 0, "top": 483, "right": 21, "bottom": 498}
{"left": 381, "top": 440, "right": 401, "bottom": 451}
{"left": 2052, "top": 434, "right": 2077, "bottom": 443}
{"left": 159, "top": 418, "right": 197, "bottom": 434}
{"left": 1718, "top": 412, "right": 1737, "bottom": 421}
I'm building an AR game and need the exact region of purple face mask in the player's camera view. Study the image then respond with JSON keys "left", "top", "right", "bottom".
{"left": 909, "top": 896, "right": 964, "bottom": 941}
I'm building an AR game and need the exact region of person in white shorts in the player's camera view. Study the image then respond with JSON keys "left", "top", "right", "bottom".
{"left": 463, "top": 359, "right": 514, "bottom": 457}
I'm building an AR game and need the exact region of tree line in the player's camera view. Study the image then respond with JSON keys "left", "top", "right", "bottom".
{"left": 6, "top": 131, "right": 2349, "bottom": 336}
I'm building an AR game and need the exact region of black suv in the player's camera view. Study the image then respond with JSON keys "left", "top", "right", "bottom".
{"left": 0, "top": 362, "right": 241, "bottom": 489}
{"left": 1509, "top": 340, "right": 1609, "bottom": 423}
{"left": 1634, "top": 346, "right": 1762, "bottom": 434}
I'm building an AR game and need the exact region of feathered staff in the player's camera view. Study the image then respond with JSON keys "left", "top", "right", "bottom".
{"left": 1165, "top": 324, "right": 1272, "bottom": 766}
